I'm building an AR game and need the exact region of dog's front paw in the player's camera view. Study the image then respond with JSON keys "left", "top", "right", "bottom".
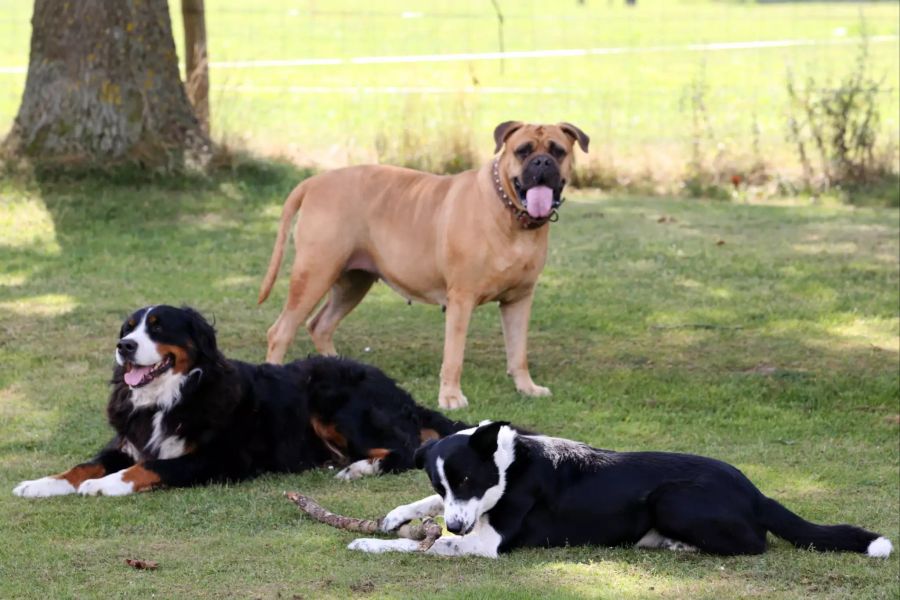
{"left": 335, "top": 459, "right": 381, "bottom": 481}
{"left": 438, "top": 390, "right": 468, "bottom": 410}
{"left": 426, "top": 537, "right": 461, "bottom": 556}
{"left": 13, "top": 476, "right": 76, "bottom": 498}
{"left": 381, "top": 507, "right": 411, "bottom": 532}
{"left": 348, "top": 537, "right": 420, "bottom": 554}
{"left": 78, "top": 472, "right": 134, "bottom": 497}
{"left": 517, "top": 383, "right": 551, "bottom": 397}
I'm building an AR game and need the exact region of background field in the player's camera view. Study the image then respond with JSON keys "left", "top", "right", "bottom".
{"left": 0, "top": 1, "right": 898, "bottom": 598}
{"left": 0, "top": 163, "right": 897, "bottom": 598}
{"left": 1, "top": 0, "right": 899, "bottom": 180}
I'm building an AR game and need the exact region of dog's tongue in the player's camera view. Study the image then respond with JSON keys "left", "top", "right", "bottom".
{"left": 525, "top": 186, "right": 554, "bottom": 218}
{"left": 124, "top": 365, "right": 151, "bottom": 387}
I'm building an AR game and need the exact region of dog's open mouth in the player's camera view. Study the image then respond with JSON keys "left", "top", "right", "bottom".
{"left": 513, "top": 178, "right": 558, "bottom": 219}
{"left": 123, "top": 355, "right": 174, "bottom": 388}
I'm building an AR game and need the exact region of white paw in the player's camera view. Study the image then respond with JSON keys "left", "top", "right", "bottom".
{"left": 347, "top": 538, "right": 420, "bottom": 554}
{"left": 381, "top": 507, "right": 411, "bottom": 532}
{"left": 438, "top": 390, "right": 468, "bottom": 410}
{"left": 13, "top": 476, "right": 76, "bottom": 498}
{"left": 426, "top": 537, "right": 461, "bottom": 556}
{"left": 517, "top": 383, "right": 551, "bottom": 397}
{"left": 77, "top": 471, "right": 134, "bottom": 496}
{"left": 335, "top": 459, "right": 381, "bottom": 481}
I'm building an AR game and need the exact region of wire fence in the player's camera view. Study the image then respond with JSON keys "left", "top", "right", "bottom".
{"left": 1, "top": 1, "right": 898, "bottom": 181}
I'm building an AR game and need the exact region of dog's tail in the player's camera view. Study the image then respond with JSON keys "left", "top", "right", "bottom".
{"left": 258, "top": 182, "right": 306, "bottom": 305}
{"left": 760, "top": 496, "right": 891, "bottom": 557}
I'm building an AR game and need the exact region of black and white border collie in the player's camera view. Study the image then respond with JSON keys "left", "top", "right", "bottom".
{"left": 349, "top": 421, "right": 893, "bottom": 558}
{"left": 13, "top": 305, "right": 468, "bottom": 498}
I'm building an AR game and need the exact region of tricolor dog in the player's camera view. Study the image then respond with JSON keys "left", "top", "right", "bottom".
{"left": 349, "top": 421, "right": 892, "bottom": 558}
{"left": 13, "top": 305, "right": 468, "bottom": 498}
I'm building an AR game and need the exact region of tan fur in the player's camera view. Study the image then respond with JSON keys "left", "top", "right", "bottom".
{"left": 258, "top": 122, "right": 587, "bottom": 409}
{"left": 120, "top": 464, "right": 162, "bottom": 492}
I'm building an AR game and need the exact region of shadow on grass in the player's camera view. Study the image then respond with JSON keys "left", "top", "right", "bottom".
{"left": 0, "top": 165, "right": 897, "bottom": 598}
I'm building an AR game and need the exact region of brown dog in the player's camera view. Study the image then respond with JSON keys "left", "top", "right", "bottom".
{"left": 257, "top": 121, "right": 589, "bottom": 409}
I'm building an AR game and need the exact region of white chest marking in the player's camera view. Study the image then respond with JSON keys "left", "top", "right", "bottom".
{"left": 129, "top": 370, "right": 187, "bottom": 410}
{"left": 145, "top": 411, "right": 187, "bottom": 459}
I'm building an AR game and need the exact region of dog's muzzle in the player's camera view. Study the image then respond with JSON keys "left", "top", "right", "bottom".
{"left": 514, "top": 154, "right": 564, "bottom": 219}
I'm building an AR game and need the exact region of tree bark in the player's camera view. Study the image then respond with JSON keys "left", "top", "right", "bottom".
{"left": 181, "top": 0, "right": 209, "bottom": 135}
{"left": 3, "top": 0, "right": 210, "bottom": 170}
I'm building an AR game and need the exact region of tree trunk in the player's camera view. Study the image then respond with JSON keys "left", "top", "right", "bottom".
{"left": 3, "top": 0, "right": 210, "bottom": 170}
{"left": 181, "top": 0, "right": 209, "bottom": 135}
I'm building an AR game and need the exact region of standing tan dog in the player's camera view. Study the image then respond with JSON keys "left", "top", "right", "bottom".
{"left": 258, "top": 121, "right": 589, "bottom": 409}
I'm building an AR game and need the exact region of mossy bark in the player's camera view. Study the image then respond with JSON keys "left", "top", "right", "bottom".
{"left": 4, "top": 0, "right": 210, "bottom": 170}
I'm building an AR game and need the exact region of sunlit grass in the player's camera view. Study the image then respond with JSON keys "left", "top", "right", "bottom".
{"left": 0, "top": 168, "right": 896, "bottom": 598}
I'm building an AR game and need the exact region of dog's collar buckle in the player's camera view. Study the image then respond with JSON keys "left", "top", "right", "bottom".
{"left": 492, "top": 159, "right": 557, "bottom": 230}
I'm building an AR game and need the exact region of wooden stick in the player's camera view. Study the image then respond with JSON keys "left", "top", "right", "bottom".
{"left": 284, "top": 491, "right": 443, "bottom": 551}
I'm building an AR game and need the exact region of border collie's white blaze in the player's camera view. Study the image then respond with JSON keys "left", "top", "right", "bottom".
{"left": 437, "top": 425, "right": 515, "bottom": 536}
{"left": 351, "top": 422, "right": 893, "bottom": 558}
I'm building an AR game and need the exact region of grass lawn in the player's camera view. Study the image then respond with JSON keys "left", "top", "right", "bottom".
{"left": 0, "top": 162, "right": 897, "bottom": 598}
{"left": 1, "top": 1, "right": 898, "bottom": 170}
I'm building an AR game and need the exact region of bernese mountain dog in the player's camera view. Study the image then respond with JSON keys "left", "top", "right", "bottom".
{"left": 13, "top": 305, "right": 469, "bottom": 497}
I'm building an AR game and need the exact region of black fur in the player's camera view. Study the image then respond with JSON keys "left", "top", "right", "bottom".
{"left": 78, "top": 305, "right": 470, "bottom": 490}
{"left": 417, "top": 423, "right": 888, "bottom": 556}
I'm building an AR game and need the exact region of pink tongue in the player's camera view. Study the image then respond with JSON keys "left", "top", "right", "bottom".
{"left": 525, "top": 186, "right": 554, "bottom": 218}
{"left": 124, "top": 365, "right": 152, "bottom": 387}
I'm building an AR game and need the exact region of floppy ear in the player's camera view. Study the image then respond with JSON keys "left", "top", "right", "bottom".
{"left": 468, "top": 421, "right": 510, "bottom": 459}
{"left": 183, "top": 306, "right": 220, "bottom": 365}
{"left": 414, "top": 440, "right": 437, "bottom": 470}
{"left": 559, "top": 122, "right": 590, "bottom": 153}
{"left": 493, "top": 121, "right": 524, "bottom": 154}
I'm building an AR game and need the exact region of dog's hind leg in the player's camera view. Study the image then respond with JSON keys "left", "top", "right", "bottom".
{"left": 266, "top": 260, "right": 340, "bottom": 363}
{"left": 651, "top": 487, "right": 767, "bottom": 556}
{"left": 307, "top": 271, "right": 376, "bottom": 355}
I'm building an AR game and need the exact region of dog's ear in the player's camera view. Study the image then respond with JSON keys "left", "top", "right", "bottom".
{"left": 493, "top": 121, "right": 524, "bottom": 154}
{"left": 183, "top": 306, "right": 219, "bottom": 365}
{"left": 468, "top": 421, "right": 510, "bottom": 459}
{"left": 559, "top": 122, "right": 590, "bottom": 153}
{"left": 414, "top": 440, "right": 437, "bottom": 470}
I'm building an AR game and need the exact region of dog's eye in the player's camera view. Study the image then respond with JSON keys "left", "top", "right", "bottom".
{"left": 150, "top": 322, "right": 162, "bottom": 333}
{"left": 460, "top": 476, "right": 469, "bottom": 487}
{"left": 515, "top": 144, "right": 533, "bottom": 160}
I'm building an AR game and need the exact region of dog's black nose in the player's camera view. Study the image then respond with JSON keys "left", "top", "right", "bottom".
{"left": 446, "top": 520, "right": 464, "bottom": 535}
{"left": 117, "top": 339, "right": 138, "bottom": 356}
{"left": 531, "top": 155, "right": 554, "bottom": 169}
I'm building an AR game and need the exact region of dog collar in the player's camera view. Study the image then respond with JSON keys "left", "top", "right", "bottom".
{"left": 491, "top": 159, "right": 562, "bottom": 230}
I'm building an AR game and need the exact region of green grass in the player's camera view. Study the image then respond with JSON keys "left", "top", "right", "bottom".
{"left": 1, "top": 1, "right": 898, "bottom": 176}
{"left": 0, "top": 163, "right": 898, "bottom": 598}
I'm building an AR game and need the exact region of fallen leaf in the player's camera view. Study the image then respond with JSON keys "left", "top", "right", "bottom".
{"left": 716, "top": 239, "right": 725, "bottom": 246}
{"left": 885, "top": 415, "right": 900, "bottom": 425}
{"left": 124, "top": 558, "right": 158, "bottom": 570}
